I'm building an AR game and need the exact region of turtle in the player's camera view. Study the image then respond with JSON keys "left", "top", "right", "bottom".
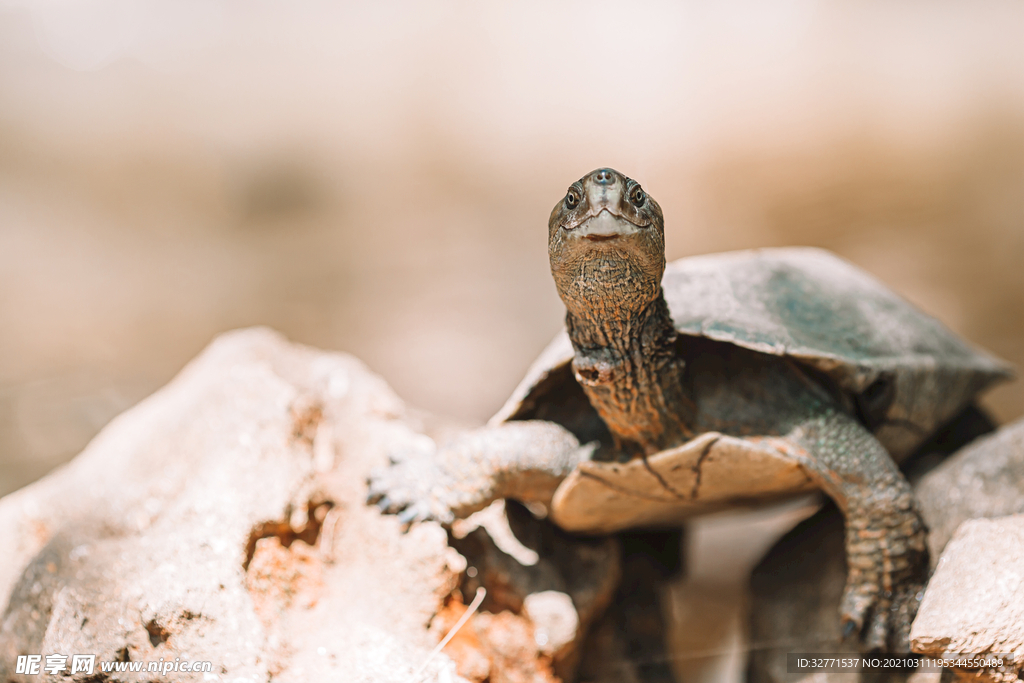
{"left": 367, "top": 167, "right": 1013, "bottom": 650}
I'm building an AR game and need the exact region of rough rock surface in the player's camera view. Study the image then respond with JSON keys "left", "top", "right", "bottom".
{"left": 747, "top": 412, "right": 1022, "bottom": 683}
{"left": 0, "top": 328, "right": 619, "bottom": 682}
{"left": 905, "top": 420, "right": 1024, "bottom": 682}
{"left": 914, "top": 419, "right": 1024, "bottom": 565}
{"left": 910, "top": 515, "right": 1024, "bottom": 683}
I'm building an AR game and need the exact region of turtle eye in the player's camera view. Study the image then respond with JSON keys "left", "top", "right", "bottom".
{"left": 630, "top": 186, "right": 646, "bottom": 207}
{"left": 565, "top": 189, "right": 581, "bottom": 209}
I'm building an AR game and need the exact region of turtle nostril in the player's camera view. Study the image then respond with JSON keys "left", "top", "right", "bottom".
{"left": 593, "top": 169, "right": 616, "bottom": 185}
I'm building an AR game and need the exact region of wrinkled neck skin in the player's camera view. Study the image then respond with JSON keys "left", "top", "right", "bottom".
{"left": 561, "top": 267, "right": 694, "bottom": 457}
{"left": 549, "top": 168, "right": 694, "bottom": 457}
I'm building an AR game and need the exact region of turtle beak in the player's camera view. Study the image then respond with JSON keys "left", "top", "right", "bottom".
{"left": 575, "top": 210, "right": 641, "bottom": 241}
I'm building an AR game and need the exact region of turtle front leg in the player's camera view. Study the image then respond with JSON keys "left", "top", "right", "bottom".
{"left": 367, "top": 420, "right": 596, "bottom": 525}
{"left": 762, "top": 409, "right": 928, "bottom": 652}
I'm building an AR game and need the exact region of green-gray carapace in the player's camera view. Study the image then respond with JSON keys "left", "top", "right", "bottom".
{"left": 368, "top": 168, "right": 1012, "bottom": 650}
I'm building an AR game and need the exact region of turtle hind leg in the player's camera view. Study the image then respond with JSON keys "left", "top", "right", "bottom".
{"left": 577, "top": 528, "right": 685, "bottom": 683}
{"left": 367, "top": 420, "right": 597, "bottom": 525}
{"left": 617, "top": 529, "right": 686, "bottom": 683}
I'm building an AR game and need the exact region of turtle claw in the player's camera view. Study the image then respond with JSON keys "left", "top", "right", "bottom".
{"left": 864, "top": 605, "right": 890, "bottom": 652}
{"left": 840, "top": 584, "right": 899, "bottom": 651}
{"left": 396, "top": 506, "right": 420, "bottom": 525}
{"left": 365, "top": 479, "right": 434, "bottom": 531}
{"left": 838, "top": 576, "right": 872, "bottom": 642}
{"left": 364, "top": 476, "right": 388, "bottom": 506}
{"left": 839, "top": 573, "right": 924, "bottom": 651}
{"left": 396, "top": 503, "right": 446, "bottom": 529}
{"left": 365, "top": 450, "right": 459, "bottom": 529}
{"left": 841, "top": 619, "right": 858, "bottom": 641}
{"left": 840, "top": 585, "right": 921, "bottom": 652}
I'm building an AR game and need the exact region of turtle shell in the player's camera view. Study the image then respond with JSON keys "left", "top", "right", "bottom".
{"left": 490, "top": 247, "right": 1013, "bottom": 533}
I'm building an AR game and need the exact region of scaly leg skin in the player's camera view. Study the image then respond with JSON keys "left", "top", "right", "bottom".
{"left": 761, "top": 408, "right": 928, "bottom": 652}
{"left": 366, "top": 420, "right": 596, "bottom": 525}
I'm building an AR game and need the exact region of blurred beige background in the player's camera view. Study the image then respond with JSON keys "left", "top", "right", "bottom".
{"left": 1, "top": 0, "right": 1023, "bottom": 504}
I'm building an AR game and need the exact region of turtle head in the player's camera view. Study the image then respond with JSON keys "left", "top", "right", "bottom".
{"left": 548, "top": 168, "right": 666, "bottom": 320}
